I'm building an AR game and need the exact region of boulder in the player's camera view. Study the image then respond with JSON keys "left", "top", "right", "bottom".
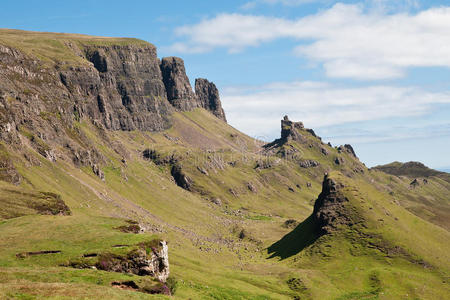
{"left": 299, "top": 159, "right": 320, "bottom": 168}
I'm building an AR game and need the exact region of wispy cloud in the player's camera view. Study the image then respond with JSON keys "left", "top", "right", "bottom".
{"left": 241, "top": 0, "right": 323, "bottom": 10}
{"left": 221, "top": 80, "right": 450, "bottom": 139}
{"left": 168, "top": 3, "right": 450, "bottom": 80}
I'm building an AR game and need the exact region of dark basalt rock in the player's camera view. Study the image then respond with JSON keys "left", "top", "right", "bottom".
{"left": 171, "top": 164, "right": 192, "bottom": 191}
{"left": 0, "top": 41, "right": 227, "bottom": 167}
{"left": 334, "top": 157, "right": 344, "bottom": 165}
{"left": 313, "top": 175, "right": 352, "bottom": 234}
{"left": 337, "top": 144, "right": 358, "bottom": 158}
{"left": 281, "top": 115, "right": 304, "bottom": 142}
{"left": 160, "top": 56, "right": 198, "bottom": 111}
{"left": 299, "top": 159, "right": 320, "bottom": 168}
{"left": 195, "top": 78, "right": 227, "bottom": 122}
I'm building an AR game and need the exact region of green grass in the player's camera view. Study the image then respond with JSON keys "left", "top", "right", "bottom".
{"left": 0, "top": 103, "right": 448, "bottom": 299}
{"left": 0, "top": 28, "right": 151, "bottom": 67}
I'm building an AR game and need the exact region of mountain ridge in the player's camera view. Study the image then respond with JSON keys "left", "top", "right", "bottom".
{"left": 0, "top": 29, "right": 449, "bottom": 299}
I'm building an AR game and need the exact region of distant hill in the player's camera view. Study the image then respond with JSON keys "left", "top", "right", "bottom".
{"left": 372, "top": 161, "right": 450, "bottom": 182}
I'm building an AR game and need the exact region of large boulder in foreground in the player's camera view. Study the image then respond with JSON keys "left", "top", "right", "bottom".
{"left": 95, "top": 240, "right": 170, "bottom": 282}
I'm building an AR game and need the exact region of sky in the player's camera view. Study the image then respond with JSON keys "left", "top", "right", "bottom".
{"left": 1, "top": 0, "right": 450, "bottom": 170}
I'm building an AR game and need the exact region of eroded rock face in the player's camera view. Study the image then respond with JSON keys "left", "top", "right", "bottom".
{"left": 160, "top": 57, "right": 198, "bottom": 111}
{"left": 313, "top": 175, "right": 353, "bottom": 234}
{"left": 195, "top": 78, "right": 227, "bottom": 122}
{"left": 0, "top": 39, "right": 228, "bottom": 175}
{"left": 299, "top": 159, "right": 320, "bottom": 168}
{"left": 281, "top": 115, "right": 304, "bottom": 142}
{"left": 96, "top": 240, "right": 170, "bottom": 283}
{"left": 171, "top": 164, "right": 193, "bottom": 191}
{"left": 337, "top": 144, "right": 358, "bottom": 158}
{"left": 62, "top": 44, "right": 173, "bottom": 132}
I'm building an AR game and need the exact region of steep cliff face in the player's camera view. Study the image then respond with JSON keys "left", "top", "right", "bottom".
{"left": 0, "top": 31, "right": 227, "bottom": 167}
{"left": 160, "top": 56, "right": 199, "bottom": 111}
{"left": 281, "top": 115, "right": 304, "bottom": 142}
{"left": 195, "top": 78, "right": 227, "bottom": 122}
{"left": 312, "top": 174, "right": 355, "bottom": 234}
{"left": 62, "top": 44, "right": 173, "bottom": 131}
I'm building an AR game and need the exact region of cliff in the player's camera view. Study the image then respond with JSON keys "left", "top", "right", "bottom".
{"left": 0, "top": 29, "right": 226, "bottom": 165}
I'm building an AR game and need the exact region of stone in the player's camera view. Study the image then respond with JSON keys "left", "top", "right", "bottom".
{"left": 337, "top": 144, "right": 358, "bottom": 158}
{"left": 195, "top": 78, "right": 227, "bottom": 122}
{"left": 247, "top": 182, "right": 258, "bottom": 193}
{"left": 281, "top": 115, "right": 304, "bottom": 142}
{"left": 334, "top": 157, "right": 344, "bottom": 165}
{"left": 92, "top": 164, "right": 105, "bottom": 181}
{"left": 312, "top": 175, "right": 356, "bottom": 234}
{"left": 283, "top": 219, "right": 299, "bottom": 229}
{"left": 299, "top": 159, "right": 320, "bottom": 168}
{"left": 410, "top": 178, "right": 420, "bottom": 188}
{"left": 160, "top": 57, "right": 198, "bottom": 111}
{"left": 171, "top": 164, "right": 192, "bottom": 191}
{"left": 96, "top": 240, "right": 170, "bottom": 283}
{"left": 197, "top": 166, "right": 209, "bottom": 175}
{"left": 210, "top": 197, "right": 222, "bottom": 206}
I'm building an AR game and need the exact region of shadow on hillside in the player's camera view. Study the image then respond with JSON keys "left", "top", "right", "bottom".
{"left": 267, "top": 215, "right": 320, "bottom": 260}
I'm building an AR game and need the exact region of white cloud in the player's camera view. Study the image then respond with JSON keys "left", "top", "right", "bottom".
{"left": 241, "top": 0, "right": 322, "bottom": 9}
{"left": 221, "top": 80, "right": 450, "bottom": 139}
{"left": 169, "top": 4, "right": 450, "bottom": 80}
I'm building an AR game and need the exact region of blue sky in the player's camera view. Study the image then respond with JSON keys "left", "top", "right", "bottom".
{"left": 2, "top": 0, "right": 450, "bottom": 170}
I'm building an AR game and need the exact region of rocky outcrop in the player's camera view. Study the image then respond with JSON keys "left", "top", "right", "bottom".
{"left": 299, "top": 159, "right": 320, "bottom": 168}
{"left": 313, "top": 175, "right": 355, "bottom": 234}
{"left": 195, "top": 78, "right": 227, "bottom": 122}
{"left": 160, "top": 57, "right": 198, "bottom": 111}
{"left": 281, "top": 115, "right": 304, "bottom": 142}
{"left": 0, "top": 35, "right": 227, "bottom": 171}
{"left": 160, "top": 58, "right": 228, "bottom": 121}
{"left": 63, "top": 44, "right": 173, "bottom": 132}
{"left": 171, "top": 164, "right": 193, "bottom": 191}
{"left": 0, "top": 145, "right": 21, "bottom": 184}
{"left": 337, "top": 144, "right": 357, "bottom": 158}
{"left": 95, "top": 240, "right": 169, "bottom": 282}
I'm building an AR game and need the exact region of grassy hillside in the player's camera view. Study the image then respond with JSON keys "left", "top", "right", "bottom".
{"left": 0, "top": 108, "right": 448, "bottom": 299}
{"left": 0, "top": 28, "right": 449, "bottom": 299}
{"left": 0, "top": 28, "right": 150, "bottom": 66}
{"left": 373, "top": 161, "right": 450, "bottom": 182}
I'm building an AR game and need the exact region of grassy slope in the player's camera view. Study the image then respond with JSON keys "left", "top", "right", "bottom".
{"left": 267, "top": 171, "right": 449, "bottom": 299}
{"left": 0, "top": 28, "right": 150, "bottom": 67}
{"left": 0, "top": 109, "right": 448, "bottom": 299}
{"left": 0, "top": 29, "right": 448, "bottom": 298}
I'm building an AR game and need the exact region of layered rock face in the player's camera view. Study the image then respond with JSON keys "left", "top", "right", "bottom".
{"left": 160, "top": 57, "right": 227, "bottom": 121}
{"left": 0, "top": 37, "right": 226, "bottom": 165}
{"left": 65, "top": 44, "right": 173, "bottom": 131}
{"left": 160, "top": 56, "right": 198, "bottom": 111}
{"left": 312, "top": 174, "right": 360, "bottom": 234}
{"left": 195, "top": 78, "right": 227, "bottom": 122}
{"left": 281, "top": 115, "right": 304, "bottom": 142}
{"left": 96, "top": 240, "right": 170, "bottom": 282}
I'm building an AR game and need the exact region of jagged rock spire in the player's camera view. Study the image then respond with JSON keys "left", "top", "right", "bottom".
{"left": 195, "top": 78, "right": 226, "bottom": 122}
